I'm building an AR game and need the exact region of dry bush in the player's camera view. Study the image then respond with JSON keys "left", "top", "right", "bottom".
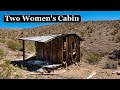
{"left": 115, "top": 35, "right": 120, "bottom": 43}
{"left": 0, "top": 39, "right": 6, "bottom": 43}
{"left": 0, "top": 60, "right": 22, "bottom": 79}
{"left": 25, "top": 42, "right": 35, "bottom": 53}
{"left": 0, "top": 49, "right": 5, "bottom": 60}
{"left": 6, "top": 40, "right": 22, "bottom": 51}
{"left": 86, "top": 51, "right": 103, "bottom": 64}
{"left": 110, "top": 29, "right": 118, "bottom": 35}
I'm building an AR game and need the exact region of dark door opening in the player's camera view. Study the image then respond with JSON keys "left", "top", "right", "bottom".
{"left": 63, "top": 36, "right": 67, "bottom": 65}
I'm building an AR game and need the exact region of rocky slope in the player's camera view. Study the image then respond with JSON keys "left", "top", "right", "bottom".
{"left": 0, "top": 20, "right": 120, "bottom": 79}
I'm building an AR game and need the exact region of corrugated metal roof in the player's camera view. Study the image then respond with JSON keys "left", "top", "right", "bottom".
{"left": 18, "top": 34, "right": 62, "bottom": 42}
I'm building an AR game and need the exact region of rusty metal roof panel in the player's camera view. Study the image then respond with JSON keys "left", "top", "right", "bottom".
{"left": 18, "top": 34, "right": 62, "bottom": 42}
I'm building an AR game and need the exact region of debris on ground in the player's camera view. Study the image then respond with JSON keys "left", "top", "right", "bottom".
{"left": 86, "top": 71, "right": 97, "bottom": 79}
{"left": 112, "top": 70, "right": 120, "bottom": 75}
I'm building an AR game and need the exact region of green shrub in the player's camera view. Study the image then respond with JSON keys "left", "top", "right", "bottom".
{"left": 0, "top": 60, "right": 22, "bottom": 79}
{"left": 0, "top": 49, "right": 5, "bottom": 60}
{"left": 6, "top": 40, "right": 22, "bottom": 51}
{"left": 86, "top": 51, "right": 102, "bottom": 64}
{"left": 0, "top": 60, "right": 13, "bottom": 79}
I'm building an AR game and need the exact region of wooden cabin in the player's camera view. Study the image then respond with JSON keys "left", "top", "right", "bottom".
{"left": 18, "top": 33, "right": 82, "bottom": 66}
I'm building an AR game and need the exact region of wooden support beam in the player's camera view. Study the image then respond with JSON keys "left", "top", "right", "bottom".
{"left": 23, "top": 40, "right": 25, "bottom": 62}
{"left": 66, "top": 36, "right": 69, "bottom": 65}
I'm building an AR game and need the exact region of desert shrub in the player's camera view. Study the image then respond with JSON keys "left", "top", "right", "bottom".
{"left": 6, "top": 40, "right": 22, "bottom": 51}
{"left": 0, "top": 39, "right": 6, "bottom": 43}
{"left": 86, "top": 51, "right": 102, "bottom": 64}
{"left": 110, "top": 29, "right": 118, "bottom": 35}
{"left": 0, "top": 60, "right": 22, "bottom": 79}
{"left": 26, "top": 44, "right": 35, "bottom": 53}
{"left": 25, "top": 42, "right": 35, "bottom": 53}
{"left": 0, "top": 60, "right": 13, "bottom": 79}
{"left": 80, "top": 32, "right": 85, "bottom": 37}
{"left": 115, "top": 35, "right": 120, "bottom": 43}
{"left": 80, "top": 47, "right": 86, "bottom": 57}
{"left": 87, "top": 27, "right": 93, "bottom": 33}
{"left": 0, "top": 49, "right": 5, "bottom": 60}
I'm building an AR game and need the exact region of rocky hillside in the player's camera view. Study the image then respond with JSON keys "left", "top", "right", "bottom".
{"left": 0, "top": 20, "right": 120, "bottom": 79}
{"left": 1, "top": 20, "right": 120, "bottom": 53}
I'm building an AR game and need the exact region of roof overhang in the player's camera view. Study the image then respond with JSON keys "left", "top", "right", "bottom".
{"left": 18, "top": 34, "right": 62, "bottom": 43}
{"left": 18, "top": 33, "right": 83, "bottom": 43}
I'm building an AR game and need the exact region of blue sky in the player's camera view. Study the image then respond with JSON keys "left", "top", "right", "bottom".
{"left": 0, "top": 11, "right": 120, "bottom": 29}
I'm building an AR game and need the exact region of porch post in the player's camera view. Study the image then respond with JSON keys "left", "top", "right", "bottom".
{"left": 23, "top": 40, "right": 25, "bottom": 62}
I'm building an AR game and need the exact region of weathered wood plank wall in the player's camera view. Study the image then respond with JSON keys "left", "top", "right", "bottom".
{"left": 35, "top": 34, "right": 81, "bottom": 66}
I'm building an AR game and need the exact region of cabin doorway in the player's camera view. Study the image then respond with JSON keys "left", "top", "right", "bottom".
{"left": 63, "top": 36, "right": 66, "bottom": 63}
{"left": 62, "top": 36, "right": 77, "bottom": 65}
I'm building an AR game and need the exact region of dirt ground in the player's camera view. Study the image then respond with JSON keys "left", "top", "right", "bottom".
{"left": 6, "top": 53, "right": 120, "bottom": 79}
{"left": 0, "top": 43, "right": 120, "bottom": 79}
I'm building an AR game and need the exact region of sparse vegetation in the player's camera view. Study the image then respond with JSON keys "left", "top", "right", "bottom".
{"left": 110, "top": 29, "right": 118, "bottom": 35}
{"left": 86, "top": 51, "right": 103, "bottom": 64}
{"left": 115, "top": 35, "right": 120, "bottom": 43}
{"left": 6, "top": 40, "right": 22, "bottom": 51}
{"left": 80, "top": 31, "right": 85, "bottom": 37}
{"left": 87, "top": 27, "right": 93, "bottom": 33}
{"left": 80, "top": 47, "right": 86, "bottom": 57}
{"left": 0, "top": 49, "right": 5, "bottom": 60}
{"left": 0, "top": 60, "right": 22, "bottom": 79}
{"left": 26, "top": 43, "right": 35, "bottom": 53}
{"left": 0, "top": 39, "right": 6, "bottom": 43}
{"left": 0, "top": 20, "right": 120, "bottom": 79}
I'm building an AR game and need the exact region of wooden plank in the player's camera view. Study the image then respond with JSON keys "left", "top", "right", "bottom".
{"left": 68, "top": 36, "right": 71, "bottom": 65}
{"left": 41, "top": 43, "right": 44, "bottom": 60}
{"left": 43, "top": 43, "right": 46, "bottom": 61}
{"left": 70, "top": 35, "right": 74, "bottom": 64}
{"left": 66, "top": 36, "right": 69, "bottom": 65}
{"left": 49, "top": 42, "right": 51, "bottom": 62}
{"left": 52, "top": 37, "right": 60, "bottom": 64}
{"left": 46, "top": 41, "right": 51, "bottom": 62}
{"left": 50, "top": 41, "right": 53, "bottom": 63}
{"left": 56, "top": 38, "right": 59, "bottom": 64}
{"left": 52, "top": 39, "right": 56, "bottom": 63}
{"left": 45, "top": 43, "right": 48, "bottom": 61}
{"left": 35, "top": 42, "right": 39, "bottom": 60}
{"left": 39, "top": 42, "right": 44, "bottom": 60}
{"left": 38, "top": 42, "right": 41, "bottom": 60}
{"left": 43, "top": 43, "right": 45, "bottom": 60}
{"left": 86, "top": 71, "right": 97, "bottom": 79}
{"left": 59, "top": 37, "right": 63, "bottom": 64}
{"left": 55, "top": 38, "right": 59, "bottom": 64}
